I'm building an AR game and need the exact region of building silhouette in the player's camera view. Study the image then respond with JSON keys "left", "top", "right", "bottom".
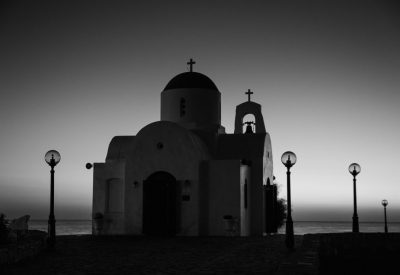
{"left": 92, "top": 60, "right": 275, "bottom": 236}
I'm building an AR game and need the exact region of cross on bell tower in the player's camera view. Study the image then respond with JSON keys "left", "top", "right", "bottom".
{"left": 187, "top": 58, "right": 196, "bottom": 72}
{"left": 245, "top": 89, "right": 253, "bottom": 102}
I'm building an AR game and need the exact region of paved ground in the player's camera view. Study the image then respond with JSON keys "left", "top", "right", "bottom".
{"left": 1, "top": 235, "right": 305, "bottom": 275}
{"left": 318, "top": 233, "right": 400, "bottom": 275}
{"left": 4, "top": 233, "right": 399, "bottom": 274}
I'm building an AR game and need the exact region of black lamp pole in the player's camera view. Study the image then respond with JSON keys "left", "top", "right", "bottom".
{"left": 48, "top": 160, "right": 56, "bottom": 248}
{"left": 384, "top": 206, "right": 388, "bottom": 233}
{"left": 285, "top": 165, "right": 294, "bottom": 249}
{"left": 352, "top": 174, "right": 359, "bottom": 233}
{"left": 45, "top": 150, "right": 60, "bottom": 249}
{"left": 382, "top": 200, "right": 388, "bottom": 233}
{"left": 282, "top": 151, "right": 296, "bottom": 250}
{"left": 349, "top": 163, "right": 360, "bottom": 233}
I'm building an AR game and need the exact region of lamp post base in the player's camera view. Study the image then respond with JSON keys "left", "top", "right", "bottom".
{"left": 285, "top": 218, "right": 294, "bottom": 249}
{"left": 47, "top": 216, "right": 56, "bottom": 248}
{"left": 352, "top": 215, "right": 359, "bottom": 233}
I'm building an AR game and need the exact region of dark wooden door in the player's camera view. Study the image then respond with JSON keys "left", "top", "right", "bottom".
{"left": 143, "top": 171, "right": 177, "bottom": 236}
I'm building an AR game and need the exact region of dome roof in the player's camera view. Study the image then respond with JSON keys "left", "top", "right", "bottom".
{"left": 163, "top": 72, "right": 219, "bottom": 91}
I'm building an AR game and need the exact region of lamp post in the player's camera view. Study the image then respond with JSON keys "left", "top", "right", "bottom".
{"left": 348, "top": 163, "right": 361, "bottom": 233}
{"left": 382, "top": 199, "right": 388, "bottom": 233}
{"left": 281, "top": 151, "right": 296, "bottom": 249}
{"left": 45, "top": 150, "right": 61, "bottom": 248}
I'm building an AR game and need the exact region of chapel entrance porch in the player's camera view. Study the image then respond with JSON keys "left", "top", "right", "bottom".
{"left": 143, "top": 171, "right": 178, "bottom": 236}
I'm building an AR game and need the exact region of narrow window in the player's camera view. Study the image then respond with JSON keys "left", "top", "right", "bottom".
{"left": 180, "top": 98, "right": 186, "bottom": 117}
{"left": 244, "top": 179, "right": 248, "bottom": 209}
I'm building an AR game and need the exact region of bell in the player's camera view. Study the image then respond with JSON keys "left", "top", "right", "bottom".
{"left": 245, "top": 124, "right": 253, "bottom": 134}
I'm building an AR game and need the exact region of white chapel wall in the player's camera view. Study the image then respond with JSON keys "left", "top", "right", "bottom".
{"left": 92, "top": 160, "right": 126, "bottom": 235}
{"left": 207, "top": 159, "right": 241, "bottom": 236}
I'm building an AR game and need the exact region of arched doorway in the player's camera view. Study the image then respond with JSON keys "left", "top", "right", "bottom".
{"left": 143, "top": 171, "right": 178, "bottom": 236}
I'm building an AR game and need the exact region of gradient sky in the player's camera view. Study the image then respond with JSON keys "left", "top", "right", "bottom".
{"left": 1, "top": 0, "right": 399, "bottom": 222}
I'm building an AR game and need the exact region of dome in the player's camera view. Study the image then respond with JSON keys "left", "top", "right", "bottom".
{"left": 163, "top": 72, "right": 219, "bottom": 91}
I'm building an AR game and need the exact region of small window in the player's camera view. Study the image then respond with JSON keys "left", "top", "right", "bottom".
{"left": 107, "top": 179, "right": 123, "bottom": 213}
{"left": 244, "top": 179, "right": 248, "bottom": 209}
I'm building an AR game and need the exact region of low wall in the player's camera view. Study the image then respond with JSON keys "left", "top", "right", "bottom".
{"left": 0, "top": 230, "right": 47, "bottom": 265}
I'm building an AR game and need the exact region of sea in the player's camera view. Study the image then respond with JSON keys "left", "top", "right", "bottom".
{"left": 29, "top": 220, "right": 400, "bottom": 235}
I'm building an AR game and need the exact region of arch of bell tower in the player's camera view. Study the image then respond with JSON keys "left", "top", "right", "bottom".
{"left": 234, "top": 89, "right": 266, "bottom": 134}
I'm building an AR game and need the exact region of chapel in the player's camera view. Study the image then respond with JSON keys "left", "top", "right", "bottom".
{"left": 91, "top": 60, "right": 276, "bottom": 236}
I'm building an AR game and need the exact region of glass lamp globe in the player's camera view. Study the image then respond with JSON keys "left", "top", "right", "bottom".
{"left": 382, "top": 199, "right": 388, "bottom": 207}
{"left": 281, "top": 151, "right": 297, "bottom": 167}
{"left": 45, "top": 150, "right": 61, "bottom": 166}
{"left": 348, "top": 163, "right": 361, "bottom": 176}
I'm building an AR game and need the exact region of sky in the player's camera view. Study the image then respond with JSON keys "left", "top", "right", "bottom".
{"left": 1, "top": 0, "right": 399, "bottom": 222}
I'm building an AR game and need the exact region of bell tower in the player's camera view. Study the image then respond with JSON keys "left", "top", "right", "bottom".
{"left": 234, "top": 89, "right": 266, "bottom": 134}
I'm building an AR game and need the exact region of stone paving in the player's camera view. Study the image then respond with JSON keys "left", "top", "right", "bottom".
{"left": 0, "top": 234, "right": 307, "bottom": 275}
{"left": 276, "top": 234, "right": 319, "bottom": 275}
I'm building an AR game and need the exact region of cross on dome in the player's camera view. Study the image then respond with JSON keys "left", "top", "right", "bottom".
{"left": 245, "top": 89, "right": 253, "bottom": 102}
{"left": 187, "top": 58, "right": 196, "bottom": 72}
